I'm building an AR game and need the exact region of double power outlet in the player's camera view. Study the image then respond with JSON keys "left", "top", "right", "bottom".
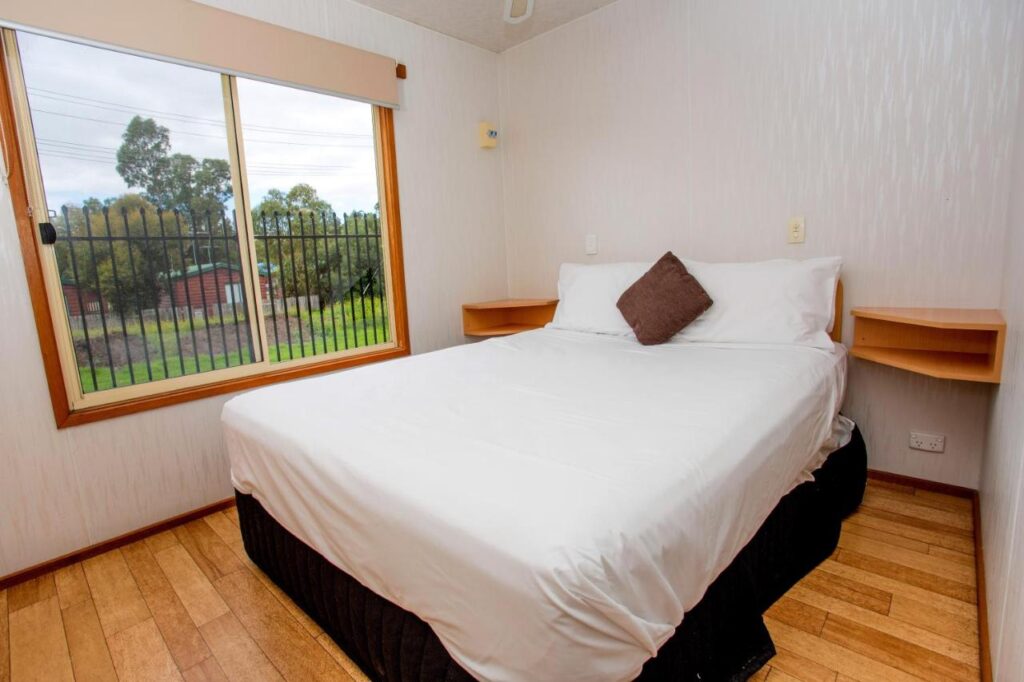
{"left": 909, "top": 431, "right": 946, "bottom": 453}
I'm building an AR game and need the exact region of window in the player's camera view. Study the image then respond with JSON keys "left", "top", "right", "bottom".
{"left": 225, "top": 283, "right": 243, "bottom": 305}
{"left": 235, "top": 77, "right": 391, "bottom": 363}
{"left": 1, "top": 28, "right": 408, "bottom": 426}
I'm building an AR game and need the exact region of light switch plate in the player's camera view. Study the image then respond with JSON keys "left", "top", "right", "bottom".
{"left": 787, "top": 217, "right": 806, "bottom": 244}
{"left": 584, "top": 234, "right": 598, "bottom": 255}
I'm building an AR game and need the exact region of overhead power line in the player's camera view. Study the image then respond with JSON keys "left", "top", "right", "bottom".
{"left": 31, "top": 109, "right": 372, "bottom": 148}
{"left": 37, "top": 138, "right": 356, "bottom": 173}
{"left": 37, "top": 137, "right": 117, "bottom": 153}
{"left": 39, "top": 151, "right": 112, "bottom": 164}
{"left": 27, "top": 87, "right": 372, "bottom": 139}
{"left": 28, "top": 87, "right": 226, "bottom": 124}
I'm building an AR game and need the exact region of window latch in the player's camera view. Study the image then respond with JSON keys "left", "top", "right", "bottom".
{"left": 39, "top": 222, "right": 57, "bottom": 245}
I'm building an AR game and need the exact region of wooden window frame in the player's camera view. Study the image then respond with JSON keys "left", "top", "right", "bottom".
{"left": 0, "top": 35, "right": 410, "bottom": 429}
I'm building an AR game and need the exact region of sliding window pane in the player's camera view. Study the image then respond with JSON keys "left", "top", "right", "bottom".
{"left": 235, "top": 77, "right": 389, "bottom": 363}
{"left": 17, "top": 32, "right": 258, "bottom": 393}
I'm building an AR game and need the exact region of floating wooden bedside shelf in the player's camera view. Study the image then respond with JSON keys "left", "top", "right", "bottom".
{"left": 462, "top": 298, "right": 558, "bottom": 337}
{"left": 850, "top": 307, "right": 1006, "bottom": 383}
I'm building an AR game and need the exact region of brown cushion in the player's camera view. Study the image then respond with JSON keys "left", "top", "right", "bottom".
{"left": 616, "top": 252, "right": 713, "bottom": 345}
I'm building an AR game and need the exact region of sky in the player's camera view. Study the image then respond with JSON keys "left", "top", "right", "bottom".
{"left": 18, "top": 31, "right": 380, "bottom": 216}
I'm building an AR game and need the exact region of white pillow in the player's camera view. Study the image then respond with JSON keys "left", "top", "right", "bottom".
{"left": 549, "top": 262, "right": 650, "bottom": 335}
{"left": 677, "top": 257, "right": 842, "bottom": 349}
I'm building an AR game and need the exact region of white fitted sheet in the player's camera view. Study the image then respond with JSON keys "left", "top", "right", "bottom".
{"left": 223, "top": 329, "right": 849, "bottom": 682}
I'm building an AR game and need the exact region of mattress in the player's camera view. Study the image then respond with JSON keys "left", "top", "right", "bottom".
{"left": 235, "top": 427, "right": 867, "bottom": 682}
{"left": 223, "top": 328, "right": 849, "bottom": 682}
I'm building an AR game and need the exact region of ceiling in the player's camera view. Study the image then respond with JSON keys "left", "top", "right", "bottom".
{"left": 347, "top": 0, "right": 620, "bottom": 52}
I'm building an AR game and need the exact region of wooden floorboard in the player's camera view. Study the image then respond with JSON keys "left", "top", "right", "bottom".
{"left": 0, "top": 589, "right": 10, "bottom": 682}
{"left": 120, "top": 541, "right": 211, "bottom": 671}
{"left": 9, "top": 596, "right": 74, "bottom": 682}
{"left": 756, "top": 481, "right": 980, "bottom": 681}
{"left": 61, "top": 598, "right": 117, "bottom": 682}
{"left": 106, "top": 618, "right": 183, "bottom": 681}
{"left": 7, "top": 575, "right": 56, "bottom": 614}
{"left": 1, "top": 480, "right": 981, "bottom": 681}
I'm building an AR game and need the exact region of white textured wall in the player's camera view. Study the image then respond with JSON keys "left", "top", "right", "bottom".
{"left": 500, "top": 0, "right": 1024, "bottom": 488}
{"left": 3, "top": 0, "right": 1023, "bottom": 591}
{"left": 0, "top": 0, "right": 507, "bottom": 576}
{"left": 981, "top": 47, "right": 1024, "bottom": 682}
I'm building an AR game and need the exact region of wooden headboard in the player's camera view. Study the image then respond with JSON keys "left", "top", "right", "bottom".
{"left": 831, "top": 279, "right": 844, "bottom": 343}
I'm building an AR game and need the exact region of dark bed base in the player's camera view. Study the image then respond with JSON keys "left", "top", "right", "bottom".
{"left": 236, "top": 425, "right": 866, "bottom": 682}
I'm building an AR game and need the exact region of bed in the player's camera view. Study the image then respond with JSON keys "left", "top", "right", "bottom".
{"left": 223, "top": 317, "right": 866, "bottom": 681}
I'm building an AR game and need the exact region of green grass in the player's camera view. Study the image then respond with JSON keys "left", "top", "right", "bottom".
{"left": 70, "top": 296, "right": 388, "bottom": 340}
{"left": 76, "top": 297, "right": 389, "bottom": 393}
{"left": 80, "top": 350, "right": 251, "bottom": 392}
{"left": 71, "top": 312, "right": 234, "bottom": 340}
{"left": 266, "top": 321, "right": 389, "bottom": 363}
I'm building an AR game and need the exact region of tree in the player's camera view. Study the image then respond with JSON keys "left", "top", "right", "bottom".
{"left": 283, "top": 184, "right": 332, "bottom": 215}
{"left": 251, "top": 184, "right": 331, "bottom": 217}
{"left": 192, "top": 158, "right": 233, "bottom": 210}
{"left": 116, "top": 117, "right": 171, "bottom": 204}
{"left": 251, "top": 185, "right": 380, "bottom": 309}
{"left": 166, "top": 154, "right": 232, "bottom": 215}
{"left": 115, "top": 116, "right": 232, "bottom": 215}
{"left": 56, "top": 194, "right": 175, "bottom": 316}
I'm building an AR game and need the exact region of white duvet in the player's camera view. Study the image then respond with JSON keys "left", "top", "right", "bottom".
{"left": 223, "top": 329, "right": 849, "bottom": 682}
